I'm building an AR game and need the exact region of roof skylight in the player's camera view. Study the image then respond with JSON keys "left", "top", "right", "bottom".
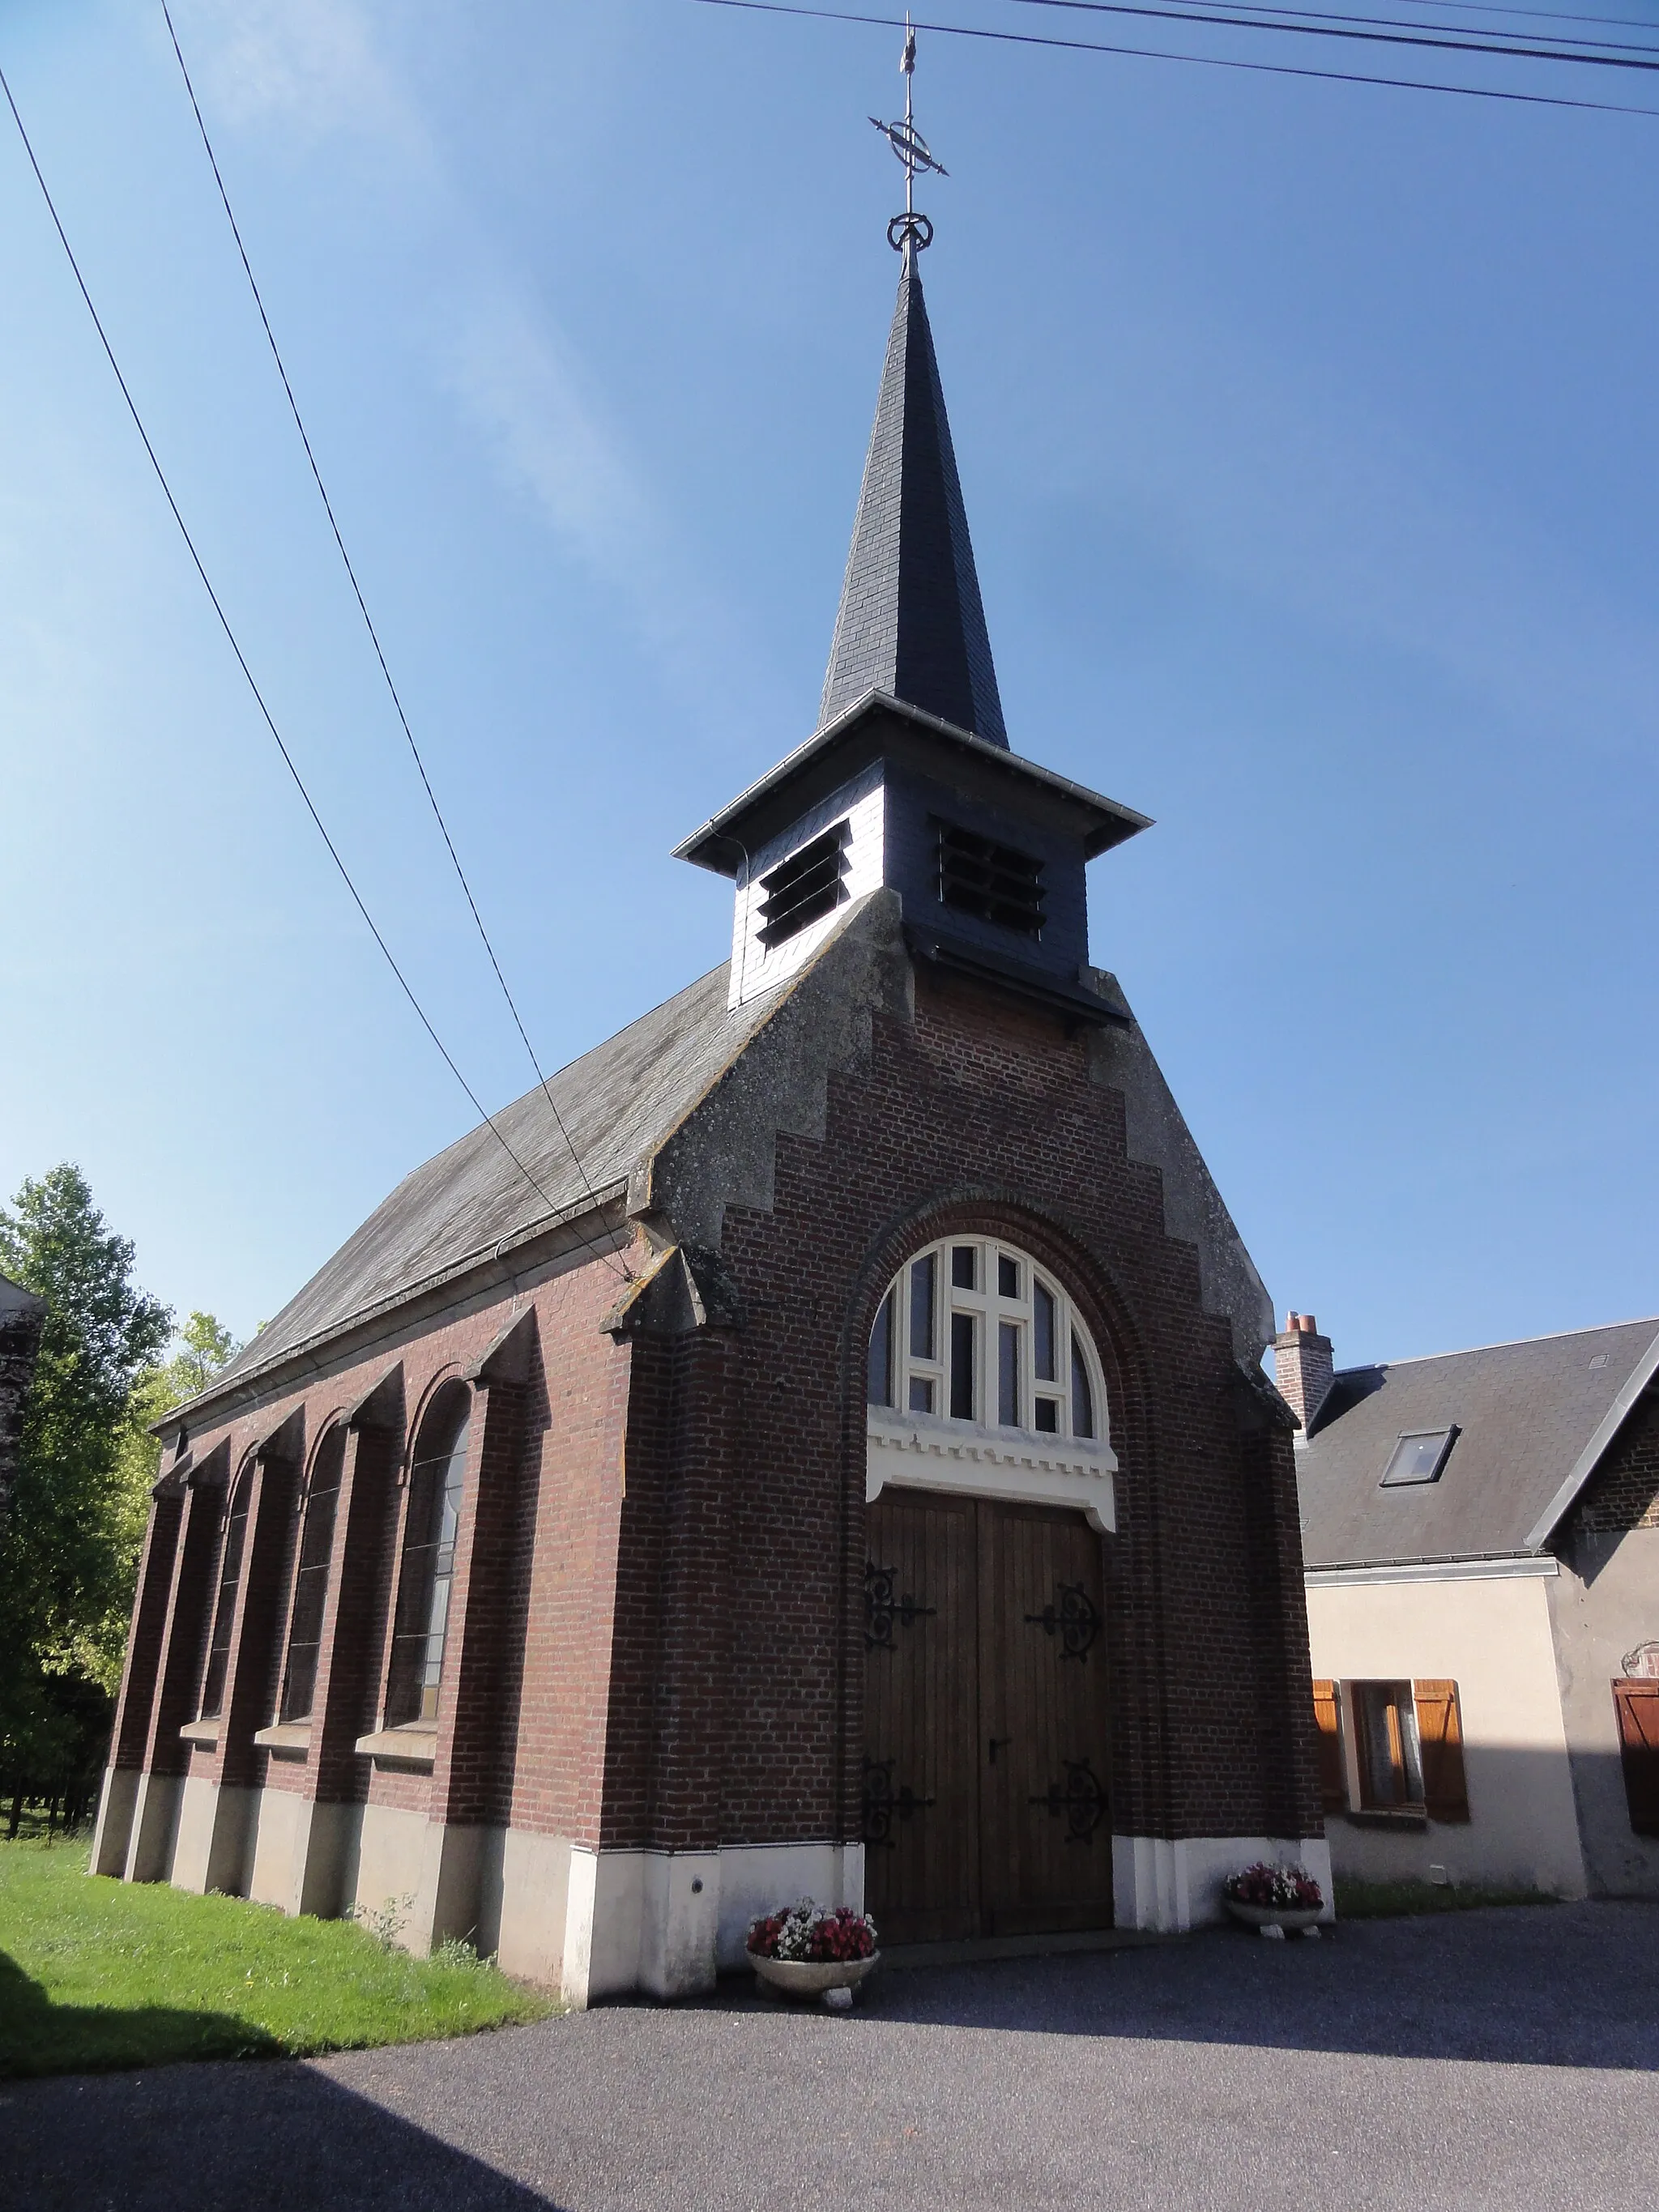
{"left": 1380, "top": 1426, "right": 1458, "bottom": 1487}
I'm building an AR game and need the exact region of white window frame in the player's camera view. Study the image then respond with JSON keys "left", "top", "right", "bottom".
{"left": 866, "top": 1235, "right": 1116, "bottom": 1531}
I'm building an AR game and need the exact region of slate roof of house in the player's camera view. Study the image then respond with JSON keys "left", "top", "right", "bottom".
{"left": 1297, "top": 1316, "right": 1659, "bottom": 1568}
{"left": 818, "top": 259, "right": 1007, "bottom": 747}
{"left": 194, "top": 960, "right": 784, "bottom": 1412}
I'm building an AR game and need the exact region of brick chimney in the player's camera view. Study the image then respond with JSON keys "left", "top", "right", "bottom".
{"left": 1273, "top": 1311, "right": 1333, "bottom": 1436}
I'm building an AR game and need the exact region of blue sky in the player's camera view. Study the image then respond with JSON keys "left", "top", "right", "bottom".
{"left": 2, "top": 0, "right": 1656, "bottom": 1370}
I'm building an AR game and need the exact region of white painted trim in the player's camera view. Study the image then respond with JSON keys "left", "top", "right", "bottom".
{"left": 559, "top": 1839, "right": 867, "bottom": 2005}
{"left": 1113, "top": 1835, "right": 1335, "bottom": 1932}
{"left": 561, "top": 1846, "right": 599, "bottom": 2010}
{"left": 1306, "top": 1555, "right": 1560, "bottom": 1588}
{"left": 1524, "top": 1326, "right": 1659, "bottom": 1552}
{"left": 868, "top": 1413, "right": 1115, "bottom": 1531}
{"left": 728, "top": 778, "right": 885, "bottom": 1008}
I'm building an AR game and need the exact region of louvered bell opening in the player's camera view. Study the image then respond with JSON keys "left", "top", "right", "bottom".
{"left": 936, "top": 821, "right": 1046, "bottom": 940}
{"left": 756, "top": 821, "right": 851, "bottom": 949}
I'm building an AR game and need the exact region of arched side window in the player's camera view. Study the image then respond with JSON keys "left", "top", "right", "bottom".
{"left": 199, "top": 1462, "right": 254, "bottom": 1720}
{"left": 867, "top": 1235, "right": 1104, "bottom": 1446}
{"left": 278, "top": 1425, "right": 347, "bottom": 1724}
{"left": 385, "top": 1387, "right": 471, "bottom": 1728}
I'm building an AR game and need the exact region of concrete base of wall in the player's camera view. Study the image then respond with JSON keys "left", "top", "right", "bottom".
{"left": 123, "top": 1771, "right": 182, "bottom": 1883}
{"left": 90, "top": 1767, "right": 140, "bottom": 1877}
{"left": 1323, "top": 1815, "right": 1586, "bottom": 1899}
{"left": 1113, "top": 1835, "right": 1337, "bottom": 1930}
{"left": 169, "top": 1775, "right": 258, "bottom": 1898}
{"left": 244, "top": 1790, "right": 360, "bottom": 1918}
{"left": 99, "top": 1764, "right": 872, "bottom": 2010}
{"left": 562, "top": 1839, "right": 866, "bottom": 2005}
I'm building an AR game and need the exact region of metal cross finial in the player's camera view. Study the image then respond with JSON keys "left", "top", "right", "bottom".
{"left": 869, "top": 14, "right": 946, "bottom": 259}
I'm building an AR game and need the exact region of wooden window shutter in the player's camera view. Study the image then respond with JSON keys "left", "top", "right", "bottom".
{"left": 1311, "top": 1679, "right": 1346, "bottom": 1812}
{"left": 1613, "top": 1680, "right": 1659, "bottom": 1838}
{"left": 1413, "top": 1680, "right": 1469, "bottom": 1822}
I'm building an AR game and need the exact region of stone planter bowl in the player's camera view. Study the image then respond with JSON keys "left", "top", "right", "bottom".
{"left": 1225, "top": 1900, "right": 1323, "bottom": 1937}
{"left": 750, "top": 1952, "right": 881, "bottom": 2002}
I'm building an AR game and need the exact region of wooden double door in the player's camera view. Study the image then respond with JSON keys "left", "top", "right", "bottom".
{"left": 863, "top": 1489, "right": 1114, "bottom": 1945}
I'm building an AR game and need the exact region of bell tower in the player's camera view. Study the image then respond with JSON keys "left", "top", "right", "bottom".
{"left": 674, "top": 25, "right": 1149, "bottom": 1022}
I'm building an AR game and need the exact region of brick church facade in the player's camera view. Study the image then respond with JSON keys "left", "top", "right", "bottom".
{"left": 93, "top": 231, "right": 1327, "bottom": 2002}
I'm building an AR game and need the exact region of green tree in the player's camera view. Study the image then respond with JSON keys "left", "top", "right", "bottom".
{"left": 0, "top": 1166, "right": 172, "bottom": 1825}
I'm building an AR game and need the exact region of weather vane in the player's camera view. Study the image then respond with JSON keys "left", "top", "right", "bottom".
{"left": 869, "top": 15, "right": 946, "bottom": 258}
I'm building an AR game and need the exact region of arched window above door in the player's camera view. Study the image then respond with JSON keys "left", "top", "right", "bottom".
{"left": 868, "top": 1235, "right": 1104, "bottom": 1443}
{"left": 865, "top": 1236, "right": 1116, "bottom": 1530}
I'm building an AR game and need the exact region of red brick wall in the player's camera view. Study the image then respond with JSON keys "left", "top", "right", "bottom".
{"left": 607, "top": 964, "right": 1323, "bottom": 1850}
{"left": 109, "top": 1255, "right": 635, "bottom": 1847}
{"left": 112, "top": 957, "right": 1321, "bottom": 1869}
{"left": 1573, "top": 1389, "right": 1659, "bottom": 1536}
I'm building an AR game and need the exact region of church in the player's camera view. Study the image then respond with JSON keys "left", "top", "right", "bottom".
{"left": 92, "top": 187, "right": 1327, "bottom": 2004}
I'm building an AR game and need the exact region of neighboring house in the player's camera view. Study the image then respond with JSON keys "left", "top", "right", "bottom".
{"left": 90, "top": 233, "right": 1326, "bottom": 2006}
{"left": 1280, "top": 1312, "right": 1659, "bottom": 1900}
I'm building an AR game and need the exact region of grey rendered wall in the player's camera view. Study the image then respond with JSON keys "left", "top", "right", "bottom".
{"left": 1549, "top": 1525, "right": 1659, "bottom": 1898}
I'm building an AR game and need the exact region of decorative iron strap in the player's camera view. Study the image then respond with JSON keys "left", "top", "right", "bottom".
{"left": 1024, "top": 1581, "right": 1100, "bottom": 1663}
{"left": 864, "top": 1558, "right": 937, "bottom": 1650}
{"left": 862, "top": 1757, "right": 936, "bottom": 1848}
{"left": 1029, "top": 1758, "right": 1108, "bottom": 1843}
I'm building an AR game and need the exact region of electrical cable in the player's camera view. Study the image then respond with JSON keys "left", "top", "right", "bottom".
{"left": 0, "top": 57, "right": 628, "bottom": 1279}
{"left": 1010, "top": 0, "right": 1659, "bottom": 75}
{"left": 1375, "top": 0, "right": 1659, "bottom": 33}
{"left": 1026, "top": 0, "right": 1659, "bottom": 58}
{"left": 160, "top": 2, "right": 627, "bottom": 1281}
{"left": 690, "top": 0, "right": 1659, "bottom": 115}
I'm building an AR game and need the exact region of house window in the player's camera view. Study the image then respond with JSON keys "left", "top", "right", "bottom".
{"left": 868, "top": 1236, "right": 1105, "bottom": 1447}
{"left": 1354, "top": 1681, "right": 1425, "bottom": 1810}
{"left": 1380, "top": 1426, "right": 1458, "bottom": 1486}
{"left": 278, "top": 1426, "right": 347, "bottom": 1724}
{"left": 1613, "top": 1678, "right": 1659, "bottom": 1837}
{"left": 1346, "top": 1678, "right": 1470, "bottom": 1822}
{"left": 199, "top": 1464, "right": 254, "bottom": 1720}
{"left": 756, "top": 822, "right": 850, "bottom": 948}
{"left": 935, "top": 820, "right": 1045, "bottom": 940}
{"left": 385, "top": 1389, "right": 471, "bottom": 1728}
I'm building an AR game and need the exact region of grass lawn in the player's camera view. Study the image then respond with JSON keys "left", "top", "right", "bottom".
{"left": 1333, "top": 1874, "right": 1560, "bottom": 1919}
{"left": 0, "top": 1838, "right": 554, "bottom": 2079}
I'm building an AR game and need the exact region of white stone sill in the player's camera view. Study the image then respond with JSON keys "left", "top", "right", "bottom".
{"left": 354, "top": 1724, "right": 437, "bottom": 1769}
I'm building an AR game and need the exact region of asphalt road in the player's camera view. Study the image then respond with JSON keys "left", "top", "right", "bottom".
{"left": 6, "top": 1901, "right": 1656, "bottom": 2212}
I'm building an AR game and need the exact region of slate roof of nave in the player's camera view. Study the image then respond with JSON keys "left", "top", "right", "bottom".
{"left": 204, "top": 960, "right": 784, "bottom": 1403}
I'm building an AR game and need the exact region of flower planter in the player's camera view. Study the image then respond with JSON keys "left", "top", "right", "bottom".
{"left": 750, "top": 1953, "right": 881, "bottom": 2001}
{"left": 1226, "top": 1901, "right": 1322, "bottom": 1937}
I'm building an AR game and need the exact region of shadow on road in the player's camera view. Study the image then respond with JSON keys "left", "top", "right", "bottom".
{"left": 824, "top": 1900, "right": 1659, "bottom": 2071}
{"left": 6, "top": 2054, "right": 566, "bottom": 2212}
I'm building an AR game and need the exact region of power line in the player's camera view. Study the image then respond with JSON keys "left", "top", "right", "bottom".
{"left": 690, "top": 0, "right": 1659, "bottom": 114}
{"left": 1024, "top": 0, "right": 1659, "bottom": 58}
{"left": 1378, "top": 0, "right": 1659, "bottom": 33}
{"left": 160, "top": 3, "right": 625, "bottom": 1276}
{"left": 1012, "top": 0, "right": 1659, "bottom": 74}
{"left": 0, "top": 57, "right": 626, "bottom": 1279}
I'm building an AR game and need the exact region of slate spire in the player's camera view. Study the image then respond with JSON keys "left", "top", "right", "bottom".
{"left": 818, "top": 255, "right": 1009, "bottom": 748}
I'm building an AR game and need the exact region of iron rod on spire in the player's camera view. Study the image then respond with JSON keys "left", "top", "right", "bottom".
{"left": 870, "top": 13, "right": 945, "bottom": 261}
